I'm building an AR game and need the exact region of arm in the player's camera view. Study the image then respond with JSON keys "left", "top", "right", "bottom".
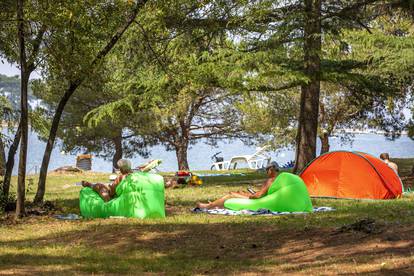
{"left": 249, "top": 178, "right": 274, "bottom": 199}
{"left": 108, "top": 175, "right": 124, "bottom": 197}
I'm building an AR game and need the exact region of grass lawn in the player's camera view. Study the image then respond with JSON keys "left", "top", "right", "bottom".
{"left": 1, "top": 159, "right": 414, "bottom": 275}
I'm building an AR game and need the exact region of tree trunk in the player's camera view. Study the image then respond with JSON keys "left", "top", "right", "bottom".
{"left": 16, "top": 76, "right": 29, "bottom": 218}
{"left": 16, "top": 0, "right": 28, "bottom": 218}
{"left": 34, "top": 84, "right": 78, "bottom": 204}
{"left": 2, "top": 123, "right": 21, "bottom": 198}
{"left": 112, "top": 134, "right": 123, "bottom": 173}
{"left": 293, "top": 0, "right": 321, "bottom": 174}
{"left": 33, "top": 1, "right": 146, "bottom": 203}
{"left": 0, "top": 137, "right": 6, "bottom": 176}
{"left": 175, "top": 141, "right": 189, "bottom": 170}
{"left": 319, "top": 133, "right": 330, "bottom": 155}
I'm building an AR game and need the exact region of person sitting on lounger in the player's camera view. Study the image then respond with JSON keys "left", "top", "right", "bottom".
{"left": 196, "top": 161, "right": 280, "bottom": 209}
{"left": 380, "top": 153, "right": 399, "bottom": 174}
{"left": 81, "top": 159, "right": 133, "bottom": 202}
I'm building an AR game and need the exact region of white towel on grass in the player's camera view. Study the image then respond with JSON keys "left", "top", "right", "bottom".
{"left": 192, "top": 206, "right": 335, "bottom": 216}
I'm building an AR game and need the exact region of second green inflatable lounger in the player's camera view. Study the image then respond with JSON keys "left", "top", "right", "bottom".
{"left": 224, "top": 172, "right": 313, "bottom": 212}
{"left": 79, "top": 172, "right": 165, "bottom": 219}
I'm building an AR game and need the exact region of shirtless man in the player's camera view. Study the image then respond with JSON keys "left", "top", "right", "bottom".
{"left": 380, "top": 153, "right": 399, "bottom": 174}
{"left": 196, "top": 161, "right": 280, "bottom": 209}
{"left": 82, "top": 159, "right": 133, "bottom": 202}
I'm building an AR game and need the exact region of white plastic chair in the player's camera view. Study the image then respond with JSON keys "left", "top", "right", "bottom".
{"left": 210, "top": 146, "right": 271, "bottom": 170}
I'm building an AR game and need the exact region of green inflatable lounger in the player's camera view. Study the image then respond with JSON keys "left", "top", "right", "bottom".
{"left": 224, "top": 172, "right": 313, "bottom": 212}
{"left": 79, "top": 172, "right": 165, "bottom": 219}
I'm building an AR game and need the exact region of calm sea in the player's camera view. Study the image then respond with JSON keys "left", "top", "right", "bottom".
{"left": 9, "top": 131, "right": 414, "bottom": 174}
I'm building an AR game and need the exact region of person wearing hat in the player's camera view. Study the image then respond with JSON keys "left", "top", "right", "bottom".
{"left": 196, "top": 161, "right": 280, "bottom": 209}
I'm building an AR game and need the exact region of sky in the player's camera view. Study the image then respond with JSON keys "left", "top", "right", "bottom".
{"left": 0, "top": 60, "right": 20, "bottom": 76}
{"left": 0, "top": 59, "right": 41, "bottom": 79}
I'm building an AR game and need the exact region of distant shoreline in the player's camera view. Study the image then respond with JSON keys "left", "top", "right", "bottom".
{"left": 332, "top": 129, "right": 409, "bottom": 136}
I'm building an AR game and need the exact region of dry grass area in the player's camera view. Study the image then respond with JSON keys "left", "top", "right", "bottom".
{"left": 1, "top": 214, "right": 414, "bottom": 275}
{"left": 1, "top": 159, "right": 414, "bottom": 275}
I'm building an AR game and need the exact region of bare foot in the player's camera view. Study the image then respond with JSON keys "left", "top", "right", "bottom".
{"left": 196, "top": 202, "right": 210, "bottom": 209}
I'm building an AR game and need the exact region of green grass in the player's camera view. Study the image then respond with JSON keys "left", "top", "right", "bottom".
{"left": 392, "top": 158, "right": 413, "bottom": 176}
{"left": 1, "top": 159, "right": 414, "bottom": 274}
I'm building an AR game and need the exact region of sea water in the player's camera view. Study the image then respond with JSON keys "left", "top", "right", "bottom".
{"left": 8, "top": 130, "right": 414, "bottom": 174}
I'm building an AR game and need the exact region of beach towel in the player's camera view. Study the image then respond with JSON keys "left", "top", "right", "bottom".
{"left": 192, "top": 206, "right": 334, "bottom": 216}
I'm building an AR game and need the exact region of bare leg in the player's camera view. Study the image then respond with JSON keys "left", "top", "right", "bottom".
{"left": 197, "top": 193, "right": 249, "bottom": 209}
{"left": 230, "top": 191, "right": 251, "bottom": 197}
{"left": 83, "top": 182, "right": 111, "bottom": 202}
{"left": 93, "top": 184, "right": 111, "bottom": 202}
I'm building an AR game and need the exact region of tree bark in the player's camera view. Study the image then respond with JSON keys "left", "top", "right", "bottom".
{"left": 319, "top": 133, "right": 330, "bottom": 155}
{"left": 293, "top": 0, "right": 321, "bottom": 174}
{"left": 34, "top": 85, "right": 77, "bottom": 204}
{"left": 0, "top": 137, "right": 6, "bottom": 176}
{"left": 112, "top": 134, "right": 123, "bottom": 173}
{"left": 175, "top": 118, "right": 190, "bottom": 170}
{"left": 16, "top": 75, "right": 29, "bottom": 218}
{"left": 2, "top": 123, "right": 21, "bottom": 198}
{"left": 16, "top": 0, "right": 28, "bottom": 218}
{"left": 33, "top": 1, "right": 147, "bottom": 203}
{"left": 175, "top": 140, "right": 189, "bottom": 171}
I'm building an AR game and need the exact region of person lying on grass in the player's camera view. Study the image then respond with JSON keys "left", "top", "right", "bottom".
{"left": 81, "top": 159, "right": 132, "bottom": 202}
{"left": 196, "top": 161, "right": 280, "bottom": 209}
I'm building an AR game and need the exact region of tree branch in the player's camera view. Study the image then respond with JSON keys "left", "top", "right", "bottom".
{"left": 27, "top": 24, "right": 46, "bottom": 72}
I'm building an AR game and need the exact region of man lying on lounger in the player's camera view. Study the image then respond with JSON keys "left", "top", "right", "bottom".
{"left": 81, "top": 159, "right": 132, "bottom": 202}
{"left": 196, "top": 161, "right": 280, "bottom": 209}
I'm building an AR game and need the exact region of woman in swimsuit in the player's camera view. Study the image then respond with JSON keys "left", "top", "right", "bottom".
{"left": 196, "top": 162, "right": 280, "bottom": 209}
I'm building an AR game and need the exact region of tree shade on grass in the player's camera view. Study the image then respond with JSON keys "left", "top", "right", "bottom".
{"left": 2, "top": 160, "right": 414, "bottom": 274}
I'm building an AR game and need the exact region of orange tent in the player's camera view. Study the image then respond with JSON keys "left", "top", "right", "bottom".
{"left": 300, "top": 151, "right": 403, "bottom": 199}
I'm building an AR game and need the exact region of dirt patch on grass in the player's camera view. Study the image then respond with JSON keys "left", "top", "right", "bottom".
{"left": 280, "top": 223, "right": 414, "bottom": 274}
